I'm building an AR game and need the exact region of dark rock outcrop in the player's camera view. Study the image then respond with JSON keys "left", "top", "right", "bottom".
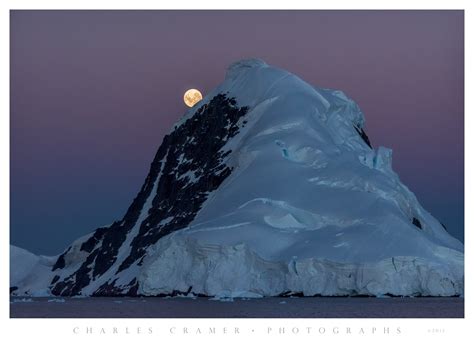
{"left": 412, "top": 217, "right": 422, "bottom": 230}
{"left": 50, "top": 93, "right": 249, "bottom": 296}
{"left": 354, "top": 125, "right": 372, "bottom": 149}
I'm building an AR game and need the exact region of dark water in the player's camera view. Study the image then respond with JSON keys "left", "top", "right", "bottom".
{"left": 10, "top": 296, "right": 463, "bottom": 318}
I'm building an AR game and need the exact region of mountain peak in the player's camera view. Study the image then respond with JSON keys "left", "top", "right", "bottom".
{"left": 226, "top": 58, "right": 269, "bottom": 79}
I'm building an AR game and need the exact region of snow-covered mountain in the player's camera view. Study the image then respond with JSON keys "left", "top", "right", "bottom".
{"left": 11, "top": 59, "right": 464, "bottom": 297}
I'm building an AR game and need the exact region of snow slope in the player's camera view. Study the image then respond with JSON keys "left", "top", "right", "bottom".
{"left": 10, "top": 245, "right": 56, "bottom": 296}
{"left": 11, "top": 59, "right": 464, "bottom": 297}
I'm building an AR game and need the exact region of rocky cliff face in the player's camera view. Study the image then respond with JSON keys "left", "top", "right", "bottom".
{"left": 50, "top": 93, "right": 249, "bottom": 296}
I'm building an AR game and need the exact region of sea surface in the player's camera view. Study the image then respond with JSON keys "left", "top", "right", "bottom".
{"left": 10, "top": 296, "right": 463, "bottom": 318}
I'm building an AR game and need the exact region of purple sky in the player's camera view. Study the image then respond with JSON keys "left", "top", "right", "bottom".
{"left": 10, "top": 10, "right": 464, "bottom": 255}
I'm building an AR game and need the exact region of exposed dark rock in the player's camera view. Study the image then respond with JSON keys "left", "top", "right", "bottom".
{"left": 412, "top": 217, "right": 422, "bottom": 230}
{"left": 117, "top": 93, "right": 249, "bottom": 273}
{"left": 354, "top": 125, "right": 372, "bottom": 149}
{"left": 10, "top": 286, "right": 18, "bottom": 294}
{"left": 51, "top": 275, "right": 60, "bottom": 285}
{"left": 80, "top": 227, "right": 107, "bottom": 253}
{"left": 52, "top": 247, "right": 70, "bottom": 271}
{"left": 50, "top": 93, "right": 249, "bottom": 296}
{"left": 93, "top": 278, "right": 139, "bottom": 297}
{"left": 52, "top": 249, "right": 99, "bottom": 295}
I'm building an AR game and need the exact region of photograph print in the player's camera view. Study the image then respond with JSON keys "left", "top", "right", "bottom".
{"left": 9, "top": 9, "right": 464, "bottom": 320}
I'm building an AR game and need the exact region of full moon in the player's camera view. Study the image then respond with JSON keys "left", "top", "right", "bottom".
{"left": 183, "top": 89, "right": 203, "bottom": 107}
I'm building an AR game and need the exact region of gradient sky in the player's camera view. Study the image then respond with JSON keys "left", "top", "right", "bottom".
{"left": 10, "top": 10, "right": 464, "bottom": 255}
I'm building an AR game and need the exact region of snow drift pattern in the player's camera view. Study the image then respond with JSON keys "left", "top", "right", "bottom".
{"left": 10, "top": 58, "right": 464, "bottom": 297}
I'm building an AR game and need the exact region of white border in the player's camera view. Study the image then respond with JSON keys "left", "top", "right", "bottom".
{"left": 1, "top": 1, "right": 470, "bottom": 342}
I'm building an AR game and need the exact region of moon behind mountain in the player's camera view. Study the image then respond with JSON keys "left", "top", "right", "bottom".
{"left": 184, "top": 89, "right": 203, "bottom": 107}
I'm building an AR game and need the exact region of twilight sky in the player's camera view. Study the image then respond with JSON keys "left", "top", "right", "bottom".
{"left": 10, "top": 10, "right": 464, "bottom": 255}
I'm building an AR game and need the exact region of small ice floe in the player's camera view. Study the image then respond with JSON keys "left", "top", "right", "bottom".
{"left": 210, "top": 296, "right": 234, "bottom": 302}
{"left": 13, "top": 298, "right": 34, "bottom": 303}
{"left": 279, "top": 301, "right": 287, "bottom": 304}
{"left": 47, "top": 298, "right": 66, "bottom": 303}
{"left": 176, "top": 293, "right": 197, "bottom": 299}
{"left": 114, "top": 300, "right": 123, "bottom": 304}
